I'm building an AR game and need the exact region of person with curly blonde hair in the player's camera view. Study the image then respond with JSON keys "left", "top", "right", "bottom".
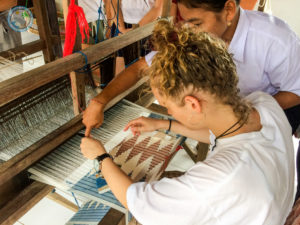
{"left": 81, "top": 21, "right": 294, "bottom": 225}
{"left": 83, "top": 0, "right": 300, "bottom": 136}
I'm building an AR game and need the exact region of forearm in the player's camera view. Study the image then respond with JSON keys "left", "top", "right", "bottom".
{"left": 138, "top": 7, "right": 162, "bottom": 26}
{"left": 101, "top": 157, "right": 133, "bottom": 209}
{"left": 156, "top": 119, "right": 210, "bottom": 143}
{"left": 138, "top": 0, "right": 163, "bottom": 26}
{"left": 93, "top": 58, "right": 147, "bottom": 106}
{"left": 104, "top": 0, "right": 113, "bottom": 26}
{"left": 273, "top": 91, "right": 300, "bottom": 109}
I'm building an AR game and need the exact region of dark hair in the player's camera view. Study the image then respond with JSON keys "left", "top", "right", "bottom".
{"left": 177, "top": 0, "right": 240, "bottom": 12}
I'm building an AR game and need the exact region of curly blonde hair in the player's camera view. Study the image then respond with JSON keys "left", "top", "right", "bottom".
{"left": 149, "top": 20, "right": 251, "bottom": 124}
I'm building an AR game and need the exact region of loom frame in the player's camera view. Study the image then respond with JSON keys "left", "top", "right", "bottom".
{"left": 0, "top": 0, "right": 173, "bottom": 223}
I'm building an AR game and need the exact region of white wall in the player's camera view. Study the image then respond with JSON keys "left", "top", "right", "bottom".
{"left": 271, "top": 0, "right": 300, "bottom": 36}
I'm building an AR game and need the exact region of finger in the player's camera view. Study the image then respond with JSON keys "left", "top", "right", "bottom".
{"left": 124, "top": 123, "right": 131, "bottom": 131}
{"left": 85, "top": 127, "right": 92, "bottom": 137}
{"left": 124, "top": 120, "right": 137, "bottom": 131}
{"left": 82, "top": 117, "right": 86, "bottom": 126}
{"left": 133, "top": 128, "right": 141, "bottom": 136}
{"left": 131, "top": 125, "right": 138, "bottom": 132}
{"left": 80, "top": 139, "right": 85, "bottom": 152}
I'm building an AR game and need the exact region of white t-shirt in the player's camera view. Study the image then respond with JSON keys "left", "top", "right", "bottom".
{"left": 127, "top": 92, "right": 295, "bottom": 225}
{"left": 145, "top": 9, "right": 300, "bottom": 97}
{"left": 121, "top": 0, "right": 155, "bottom": 24}
{"left": 79, "top": 0, "right": 104, "bottom": 23}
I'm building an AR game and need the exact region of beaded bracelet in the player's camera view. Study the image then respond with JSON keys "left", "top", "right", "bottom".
{"left": 167, "top": 119, "right": 172, "bottom": 132}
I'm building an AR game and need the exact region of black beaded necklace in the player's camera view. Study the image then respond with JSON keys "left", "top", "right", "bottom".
{"left": 211, "top": 118, "right": 246, "bottom": 151}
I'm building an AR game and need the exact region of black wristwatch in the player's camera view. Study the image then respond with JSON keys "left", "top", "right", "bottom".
{"left": 94, "top": 153, "right": 113, "bottom": 172}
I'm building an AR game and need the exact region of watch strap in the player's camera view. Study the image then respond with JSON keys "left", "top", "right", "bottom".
{"left": 96, "top": 153, "right": 113, "bottom": 163}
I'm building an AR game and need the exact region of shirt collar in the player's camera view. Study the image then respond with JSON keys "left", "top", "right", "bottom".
{"left": 228, "top": 8, "right": 249, "bottom": 63}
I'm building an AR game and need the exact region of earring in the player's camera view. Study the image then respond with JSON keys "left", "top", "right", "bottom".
{"left": 227, "top": 21, "right": 232, "bottom": 27}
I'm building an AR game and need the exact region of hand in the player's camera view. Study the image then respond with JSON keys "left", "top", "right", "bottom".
{"left": 80, "top": 137, "right": 106, "bottom": 160}
{"left": 82, "top": 100, "right": 105, "bottom": 137}
{"left": 124, "top": 116, "right": 161, "bottom": 136}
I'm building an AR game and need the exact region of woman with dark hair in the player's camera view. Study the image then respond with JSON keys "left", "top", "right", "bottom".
{"left": 81, "top": 20, "right": 294, "bottom": 225}
{"left": 170, "top": 0, "right": 300, "bottom": 133}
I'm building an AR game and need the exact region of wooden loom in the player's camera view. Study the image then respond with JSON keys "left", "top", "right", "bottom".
{"left": 0, "top": 0, "right": 174, "bottom": 224}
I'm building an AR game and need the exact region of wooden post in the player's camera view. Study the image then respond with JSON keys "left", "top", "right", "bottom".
{"left": 98, "top": 209, "right": 125, "bottom": 225}
{"left": 258, "top": 0, "right": 266, "bottom": 11}
{"left": 147, "top": 103, "right": 169, "bottom": 115}
{"left": 45, "top": 0, "right": 63, "bottom": 58}
{"left": 0, "top": 40, "right": 45, "bottom": 60}
{"left": 0, "top": 181, "right": 53, "bottom": 225}
{"left": 181, "top": 142, "right": 197, "bottom": 163}
{"left": 161, "top": 0, "right": 172, "bottom": 18}
{"left": 32, "top": 0, "right": 56, "bottom": 62}
{"left": 195, "top": 142, "right": 209, "bottom": 162}
{"left": 47, "top": 191, "right": 79, "bottom": 212}
{"left": 62, "top": 0, "right": 86, "bottom": 115}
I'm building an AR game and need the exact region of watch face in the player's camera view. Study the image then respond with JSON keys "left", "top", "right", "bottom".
{"left": 93, "top": 159, "right": 100, "bottom": 172}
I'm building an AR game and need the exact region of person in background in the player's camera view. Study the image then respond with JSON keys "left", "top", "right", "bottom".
{"left": 108, "top": 0, "right": 178, "bottom": 74}
{"left": 81, "top": 20, "right": 295, "bottom": 225}
{"left": 110, "top": 0, "right": 166, "bottom": 34}
{"left": 79, "top": 0, "right": 106, "bottom": 46}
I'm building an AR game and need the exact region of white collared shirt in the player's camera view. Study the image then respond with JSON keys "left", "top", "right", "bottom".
{"left": 145, "top": 9, "right": 300, "bottom": 97}
{"left": 229, "top": 8, "right": 300, "bottom": 96}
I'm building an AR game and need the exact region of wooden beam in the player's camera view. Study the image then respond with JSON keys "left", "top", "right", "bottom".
{"left": 70, "top": 72, "right": 86, "bottom": 115}
{"left": 0, "top": 181, "right": 53, "bottom": 225}
{"left": 98, "top": 208, "right": 125, "bottom": 225}
{"left": 0, "top": 21, "right": 156, "bottom": 107}
{"left": 0, "top": 76, "right": 148, "bottom": 186}
{"left": 135, "top": 92, "right": 155, "bottom": 108}
{"left": 258, "top": 0, "right": 266, "bottom": 11}
{"left": 181, "top": 142, "right": 197, "bottom": 163}
{"left": 161, "top": 0, "right": 172, "bottom": 18}
{"left": 195, "top": 142, "right": 209, "bottom": 162}
{"left": 46, "top": 191, "right": 79, "bottom": 212}
{"left": 32, "top": 0, "right": 56, "bottom": 62}
{"left": 147, "top": 103, "right": 168, "bottom": 115}
{"left": 0, "top": 172, "right": 31, "bottom": 209}
{"left": 46, "top": 0, "right": 63, "bottom": 58}
{"left": 0, "top": 40, "right": 45, "bottom": 60}
{"left": 62, "top": 0, "right": 86, "bottom": 114}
